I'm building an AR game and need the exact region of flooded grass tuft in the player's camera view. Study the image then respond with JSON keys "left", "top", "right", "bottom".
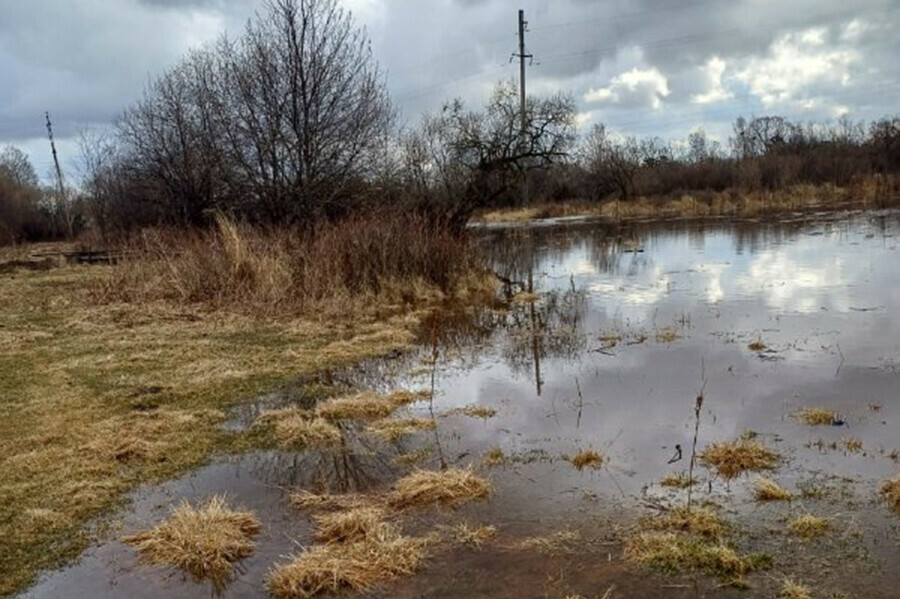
{"left": 291, "top": 491, "right": 376, "bottom": 513}
{"left": 482, "top": 446, "right": 506, "bottom": 467}
{"left": 389, "top": 468, "right": 491, "bottom": 509}
{"left": 644, "top": 506, "right": 728, "bottom": 540}
{"left": 445, "top": 523, "right": 497, "bottom": 548}
{"left": 660, "top": 472, "right": 697, "bottom": 488}
{"left": 122, "top": 496, "right": 260, "bottom": 595}
{"left": 794, "top": 407, "right": 840, "bottom": 426}
{"left": 568, "top": 449, "right": 606, "bottom": 470}
{"left": 448, "top": 404, "right": 498, "bottom": 419}
{"left": 655, "top": 327, "right": 681, "bottom": 343}
{"left": 747, "top": 338, "right": 767, "bottom": 352}
{"left": 789, "top": 514, "right": 831, "bottom": 538}
{"left": 266, "top": 522, "right": 425, "bottom": 599}
{"left": 516, "top": 530, "right": 581, "bottom": 554}
{"left": 842, "top": 437, "right": 863, "bottom": 453}
{"left": 699, "top": 438, "right": 780, "bottom": 479}
{"left": 368, "top": 417, "right": 436, "bottom": 442}
{"left": 316, "top": 390, "right": 428, "bottom": 422}
{"left": 261, "top": 410, "right": 342, "bottom": 451}
{"left": 624, "top": 532, "right": 768, "bottom": 583}
{"left": 753, "top": 477, "right": 792, "bottom": 501}
{"left": 313, "top": 508, "right": 388, "bottom": 544}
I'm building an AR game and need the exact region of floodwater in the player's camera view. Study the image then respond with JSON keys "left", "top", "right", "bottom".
{"left": 22, "top": 211, "right": 900, "bottom": 599}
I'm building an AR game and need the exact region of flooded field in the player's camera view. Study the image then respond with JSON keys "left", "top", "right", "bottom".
{"left": 22, "top": 212, "right": 900, "bottom": 599}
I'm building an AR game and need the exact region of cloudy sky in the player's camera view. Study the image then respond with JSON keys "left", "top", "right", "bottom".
{"left": 1, "top": 0, "right": 898, "bottom": 181}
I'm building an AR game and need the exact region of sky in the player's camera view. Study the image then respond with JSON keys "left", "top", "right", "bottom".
{"left": 1, "top": 0, "right": 898, "bottom": 182}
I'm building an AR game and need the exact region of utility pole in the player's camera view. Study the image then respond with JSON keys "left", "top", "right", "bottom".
{"left": 45, "top": 112, "right": 72, "bottom": 236}
{"left": 514, "top": 9, "right": 532, "bottom": 205}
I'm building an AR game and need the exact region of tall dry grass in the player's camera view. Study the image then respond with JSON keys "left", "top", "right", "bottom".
{"left": 97, "top": 211, "right": 492, "bottom": 316}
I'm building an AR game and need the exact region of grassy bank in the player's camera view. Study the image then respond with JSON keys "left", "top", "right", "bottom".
{"left": 474, "top": 176, "right": 898, "bottom": 224}
{"left": 0, "top": 214, "right": 495, "bottom": 596}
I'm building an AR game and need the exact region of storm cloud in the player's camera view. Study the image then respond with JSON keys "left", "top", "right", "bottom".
{"left": 1, "top": 0, "right": 897, "bottom": 178}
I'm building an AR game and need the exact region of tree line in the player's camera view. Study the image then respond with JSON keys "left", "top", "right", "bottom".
{"left": 1, "top": 0, "right": 898, "bottom": 244}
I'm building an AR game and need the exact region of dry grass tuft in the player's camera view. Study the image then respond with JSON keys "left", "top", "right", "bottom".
{"left": 880, "top": 477, "right": 900, "bottom": 513}
{"left": 447, "top": 523, "right": 497, "bottom": 548}
{"left": 368, "top": 417, "right": 435, "bottom": 442}
{"left": 747, "top": 338, "right": 767, "bottom": 352}
{"left": 645, "top": 506, "right": 728, "bottom": 540}
{"left": 313, "top": 508, "right": 388, "bottom": 544}
{"left": 779, "top": 579, "right": 812, "bottom": 599}
{"left": 788, "top": 514, "right": 831, "bottom": 538}
{"left": 122, "top": 496, "right": 260, "bottom": 594}
{"left": 449, "top": 404, "right": 498, "bottom": 419}
{"left": 753, "top": 478, "right": 792, "bottom": 501}
{"left": 568, "top": 449, "right": 606, "bottom": 470}
{"left": 699, "top": 439, "right": 780, "bottom": 479}
{"left": 266, "top": 522, "right": 424, "bottom": 599}
{"left": 389, "top": 468, "right": 491, "bottom": 509}
{"left": 794, "top": 407, "right": 839, "bottom": 426}
{"left": 290, "top": 490, "right": 377, "bottom": 513}
{"left": 516, "top": 530, "right": 581, "bottom": 554}
{"left": 316, "top": 390, "right": 427, "bottom": 422}
{"left": 482, "top": 446, "right": 506, "bottom": 467}
{"left": 660, "top": 472, "right": 697, "bottom": 489}
{"left": 263, "top": 410, "right": 342, "bottom": 451}
{"left": 655, "top": 327, "right": 681, "bottom": 343}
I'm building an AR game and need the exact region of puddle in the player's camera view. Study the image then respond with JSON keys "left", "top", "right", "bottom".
{"left": 22, "top": 211, "right": 900, "bottom": 598}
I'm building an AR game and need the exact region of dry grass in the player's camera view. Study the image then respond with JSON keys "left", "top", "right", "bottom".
{"left": 753, "top": 477, "right": 792, "bottom": 501}
{"left": 313, "top": 508, "right": 388, "bottom": 544}
{"left": 624, "top": 532, "right": 766, "bottom": 581}
{"left": 779, "top": 579, "right": 812, "bottom": 599}
{"left": 747, "top": 338, "right": 767, "bottom": 352}
{"left": 842, "top": 437, "right": 863, "bottom": 453}
{"left": 264, "top": 410, "right": 342, "bottom": 451}
{"left": 316, "top": 390, "right": 427, "bottom": 422}
{"left": 699, "top": 438, "right": 780, "bottom": 479}
{"left": 368, "top": 417, "right": 436, "bottom": 442}
{"left": 447, "top": 523, "right": 497, "bottom": 548}
{"left": 516, "top": 530, "right": 581, "bottom": 554}
{"left": 448, "top": 404, "right": 498, "bottom": 419}
{"left": 122, "top": 496, "right": 260, "bottom": 594}
{"left": 794, "top": 407, "right": 839, "bottom": 426}
{"left": 660, "top": 472, "right": 697, "bottom": 489}
{"left": 881, "top": 478, "right": 900, "bottom": 513}
{"left": 645, "top": 506, "right": 729, "bottom": 540}
{"left": 789, "top": 514, "right": 831, "bottom": 538}
{"left": 389, "top": 468, "right": 491, "bottom": 509}
{"left": 266, "top": 521, "right": 424, "bottom": 599}
{"left": 655, "top": 327, "right": 681, "bottom": 343}
{"left": 568, "top": 449, "right": 606, "bottom": 470}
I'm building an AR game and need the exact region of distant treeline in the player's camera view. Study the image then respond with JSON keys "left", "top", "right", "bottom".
{"left": 1, "top": 0, "right": 899, "bottom": 244}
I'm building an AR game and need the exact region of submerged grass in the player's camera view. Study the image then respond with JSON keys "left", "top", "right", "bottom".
{"left": 699, "top": 438, "right": 780, "bottom": 479}
{"left": 788, "top": 514, "right": 831, "bottom": 538}
{"left": 448, "top": 404, "right": 498, "bottom": 419}
{"left": 446, "top": 523, "right": 497, "bottom": 548}
{"left": 389, "top": 468, "right": 491, "bottom": 509}
{"left": 516, "top": 530, "right": 582, "bottom": 554}
{"left": 316, "top": 390, "right": 427, "bottom": 422}
{"left": 660, "top": 472, "right": 697, "bottom": 489}
{"left": 263, "top": 410, "right": 342, "bottom": 451}
{"left": 624, "top": 532, "right": 767, "bottom": 582}
{"left": 290, "top": 491, "right": 376, "bottom": 513}
{"left": 644, "top": 506, "right": 729, "bottom": 540}
{"left": 122, "top": 496, "right": 260, "bottom": 594}
{"left": 482, "top": 446, "right": 506, "bottom": 467}
{"left": 779, "top": 579, "right": 812, "bottom": 599}
{"left": 368, "top": 417, "right": 436, "bottom": 442}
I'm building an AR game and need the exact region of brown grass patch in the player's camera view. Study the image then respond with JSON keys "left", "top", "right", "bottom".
{"left": 568, "top": 449, "right": 606, "bottom": 470}
{"left": 747, "top": 339, "right": 767, "bottom": 352}
{"left": 842, "top": 437, "right": 863, "bottom": 453}
{"left": 645, "top": 506, "right": 729, "bottom": 540}
{"left": 660, "top": 472, "right": 697, "bottom": 489}
{"left": 794, "top": 407, "right": 839, "bottom": 426}
{"left": 753, "top": 477, "right": 792, "bottom": 501}
{"left": 389, "top": 468, "right": 491, "bottom": 509}
{"left": 482, "top": 446, "right": 506, "bottom": 467}
{"left": 313, "top": 508, "right": 388, "bottom": 544}
{"left": 699, "top": 438, "right": 780, "bottom": 479}
{"left": 788, "top": 514, "right": 831, "bottom": 538}
{"left": 316, "top": 390, "right": 427, "bottom": 422}
{"left": 881, "top": 477, "right": 900, "bottom": 513}
{"left": 368, "top": 417, "right": 435, "bottom": 442}
{"left": 624, "top": 532, "right": 765, "bottom": 581}
{"left": 290, "top": 490, "right": 377, "bottom": 513}
{"left": 122, "top": 496, "right": 260, "bottom": 594}
{"left": 266, "top": 522, "right": 424, "bottom": 599}
{"left": 265, "top": 410, "right": 342, "bottom": 451}
{"left": 655, "top": 327, "right": 681, "bottom": 343}
{"left": 779, "top": 579, "right": 812, "bottom": 599}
